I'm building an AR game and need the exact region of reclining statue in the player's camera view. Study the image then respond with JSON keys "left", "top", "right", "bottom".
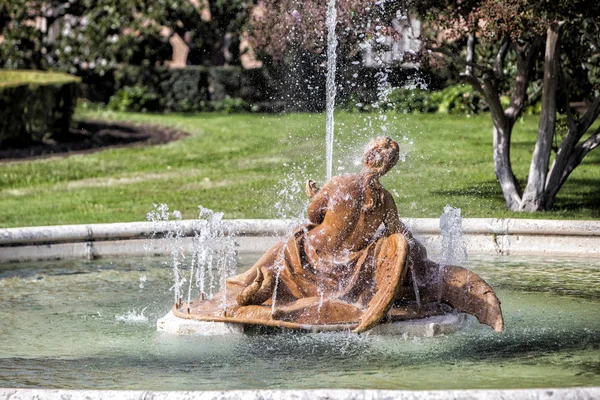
{"left": 175, "top": 137, "right": 504, "bottom": 333}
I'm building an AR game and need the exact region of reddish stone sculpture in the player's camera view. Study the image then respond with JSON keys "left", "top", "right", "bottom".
{"left": 174, "top": 138, "right": 504, "bottom": 333}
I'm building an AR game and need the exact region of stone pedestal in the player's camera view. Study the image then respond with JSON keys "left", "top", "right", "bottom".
{"left": 366, "top": 313, "right": 468, "bottom": 337}
{"left": 157, "top": 311, "right": 245, "bottom": 335}
{"left": 157, "top": 311, "right": 467, "bottom": 337}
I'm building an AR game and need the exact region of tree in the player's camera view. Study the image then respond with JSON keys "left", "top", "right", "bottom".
{"left": 413, "top": 0, "right": 600, "bottom": 211}
{"left": 247, "top": 1, "right": 410, "bottom": 110}
{"left": 0, "top": 1, "right": 168, "bottom": 74}
{"left": 0, "top": 0, "right": 255, "bottom": 74}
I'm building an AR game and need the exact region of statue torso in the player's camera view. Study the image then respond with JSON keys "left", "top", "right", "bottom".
{"left": 306, "top": 174, "right": 389, "bottom": 256}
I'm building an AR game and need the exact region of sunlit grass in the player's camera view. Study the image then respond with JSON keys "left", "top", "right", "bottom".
{"left": 0, "top": 109, "right": 598, "bottom": 228}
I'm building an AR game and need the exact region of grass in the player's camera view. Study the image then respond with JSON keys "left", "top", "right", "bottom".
{"left": 0, "top": 109, "right": 599, "bottom": 228}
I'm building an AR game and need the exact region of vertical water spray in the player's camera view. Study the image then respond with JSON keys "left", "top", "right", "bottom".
{"left": 325, "top": 0, "right": 338, "bottom": 181}
{"left": 146, "top": 204, "right": 186, "bottom": 306}
{"left": 438, "top": 205, "right": 467, "bottom": 303}
{"left": 191, "top": 206, "right": 237, "bottom": 314}
{"left": 440, "top": 205, "right": 467, "bottom": 266}
{"left": 147, "top": 204, "right": 236, "bottom": 315}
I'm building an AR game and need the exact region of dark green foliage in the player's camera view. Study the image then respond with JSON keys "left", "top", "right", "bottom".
{"left": 0, "top": 70, "right": 80, "bottom": 147}
{"left": 0, "top": 0, "right": 256, "bottom": 73}
{"left": 210, "top": 96, "right": 250, "bottom": 113}
{"left": 107, "top": 86, "right": 159, "bottom": 113}
{"left": 107, "top": 66, "right": 253, "bottom": 113}
{"left": 432, "top": 84, "right": 488, "bottom": 115}
{"left": 386, "top": 88, "right": 439, "bottom": 113}
{"left": 346, "top": 84, "right": 489, "bottom": 115}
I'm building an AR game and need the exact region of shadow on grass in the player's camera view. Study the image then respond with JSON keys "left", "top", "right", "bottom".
{"left": 432, "top": 178, "right": 600, "bottom": 218}
{"left": 431, "top": 180, "right": 503, "bottom": 199}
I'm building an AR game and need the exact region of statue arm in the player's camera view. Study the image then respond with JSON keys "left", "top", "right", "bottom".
{"left": 383, "top": 191, "right": 404, "bottom": 235}
{"left": 385, "top": 191, "right": 423, "bottom": 239}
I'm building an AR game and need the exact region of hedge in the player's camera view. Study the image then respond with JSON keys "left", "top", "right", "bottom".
{"left": 83, "top": 63, "right": 448, "bottom": 113}
{"left": 0, "top": 70, "right": 80, "bottom": 147}
{"left": 107, "top": 65, "right": 270, "bottom": 113}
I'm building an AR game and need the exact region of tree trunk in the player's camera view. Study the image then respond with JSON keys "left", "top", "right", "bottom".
{"left": 481, "top": 43, "right": 536, "bottom": 211}
{"left": 520, "top": 23, "right": 561, "bottom": 211}
{"left": 492, "top": 119, "right": 522, "bottom": 210}
{"left": 544, "top": 99, "right": 600, "bottom": 209}
{"left": 483, "top": 77, "right": 521, "bottom": 210}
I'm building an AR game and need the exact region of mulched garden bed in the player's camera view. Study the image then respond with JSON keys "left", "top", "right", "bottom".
{"left": 0, "top": 119, "right": 188, "bottom": 161}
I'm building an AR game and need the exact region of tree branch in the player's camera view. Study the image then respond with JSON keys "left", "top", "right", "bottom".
{"left": 505, "top": 39, "right": 540, "bottom": 121}
{"left": 427, "top": 46, "right": 495, "bottom": 77}
{"left": 493, "top": 36, "right": 510, "bottom": 79}
{"left": 482, "top": 78, "right": 507, "bottom": 127}
{"left": 578, "top": 96, "right": 600, "bottom": 136}
{"left": 560, "top": 125, "right": 600, "bottom": 187}
{"left": 582, "top": 125, "right": 600, "bottom": 153}
{"left": 427, "top": 49, "right": 485, "bottom": 93}
{"left": 460, "top": 72, "right": 484, "bottom": 93}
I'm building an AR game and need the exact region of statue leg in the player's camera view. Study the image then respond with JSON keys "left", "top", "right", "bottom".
{"left": 236, "top": 265, "right": 275, "bottom": 306}
{"left": 354, "top": 233, "right": 409, "bottom": 333}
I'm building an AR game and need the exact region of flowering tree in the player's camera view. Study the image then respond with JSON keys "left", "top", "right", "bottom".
{"left": 248, "top": 0, "right": 404, "bottom": 61}
{"left": 414, "top": 0, "right": 600, "bottom": 211}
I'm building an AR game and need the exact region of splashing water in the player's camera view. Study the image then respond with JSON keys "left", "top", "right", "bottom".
{"left": 325, "top": 0, "right": 338, "bottom": 181}
{"left": 147, "top": 204, "right": 186, "bottom": 305}
{"left": 439, "top": 205, "right": 466, "bottom": 266}
{"left": 138, "top": 273, "right": 147, "bottom": 289}
{"left": 115, "top": 308, "right": 148, "bottom": 323}
{"left": 146, "top": 204, "right": 237, "bottom": 314}
{"left": 189, "top": 207, "right": 237, "bottom": 313}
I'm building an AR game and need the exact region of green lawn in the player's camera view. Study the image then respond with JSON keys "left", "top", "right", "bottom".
{"left": 1, "top": 110, "right": 599, "bottom": 228}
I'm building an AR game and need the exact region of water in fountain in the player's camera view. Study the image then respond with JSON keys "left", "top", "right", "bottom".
{"left": 438, "top": 205, "right": 467, "bottom": 304}
{"left": 4, "top": 254, "right": 600, "bottom": 390}
{"left": 325, "top": 0, "right": 338, "bottom": 181}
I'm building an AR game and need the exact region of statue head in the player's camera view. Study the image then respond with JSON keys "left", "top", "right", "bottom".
{"left": 362, "top": 137, "right": 400, "bottom": 177}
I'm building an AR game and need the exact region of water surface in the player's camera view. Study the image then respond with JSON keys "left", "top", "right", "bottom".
{"left": 0, "top": 254, "right": 598, "bottom": 390}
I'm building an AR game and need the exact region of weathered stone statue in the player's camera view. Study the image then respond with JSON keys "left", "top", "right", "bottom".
{"left": 175, "top": 137, "right": 504, "bottom": 333}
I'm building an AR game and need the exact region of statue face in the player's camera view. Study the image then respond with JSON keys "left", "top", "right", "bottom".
{"left": 362, "top": 137, "right": 400, "bottom": 176}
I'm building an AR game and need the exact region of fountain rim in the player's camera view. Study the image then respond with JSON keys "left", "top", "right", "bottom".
{"left": 1, "top": 218, "right": 599, "bottom": 263}
{"left": 1, "top": 387, "right": 599, "bottom": 399}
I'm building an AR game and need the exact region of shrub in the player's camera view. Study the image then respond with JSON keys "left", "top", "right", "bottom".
{"left": 108, "top": 86, "right": 159, "bottom": 113}
{"left": 376, "top": 84, "right": 488, "bottom": 115}
{"left": 0, "top": 70, "right": 80, "bottom": 147}
{"left": 211, "top": 96, "right": 251, "bottom": 113}
{"left": 109, "top": 66, "right": 260, "bottom": 113}
{"left": 431, "top": 84, "right": 488, "bottom": 115}
{"left": 386, "top": 87, "right": 440, "bottom": 113}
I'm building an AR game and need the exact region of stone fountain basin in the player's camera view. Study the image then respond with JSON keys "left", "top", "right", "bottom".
{"left": 1, "top": 219, "right": 599, "bottom": 395}
{"left": 1, "top": 250, "right": 599, "bottom": 393}
{"left": 1, "top": 218, "right": 599, "bottom": 264}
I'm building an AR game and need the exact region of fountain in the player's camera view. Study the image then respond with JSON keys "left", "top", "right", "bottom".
{"left": 2, "top": 3, "right": 600, "bottom": 398}
{"left": 161, "top": 138, "right": 503, "bottom": 335}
